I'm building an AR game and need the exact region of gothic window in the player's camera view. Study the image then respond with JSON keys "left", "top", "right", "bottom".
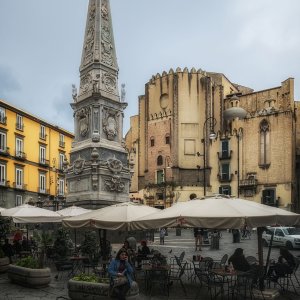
{"left": 259, "top": 119, "right": 270, "bottom": 168}
{"left": 150, "top": 137, "right": 155, "bottom": 147}
{"left": 157, "top": 155, "right": 163, "bottom": 166}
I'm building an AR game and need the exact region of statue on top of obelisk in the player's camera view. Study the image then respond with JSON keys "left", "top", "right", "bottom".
{"left": 65, "top": 0, "right": 130, "bottom": 208}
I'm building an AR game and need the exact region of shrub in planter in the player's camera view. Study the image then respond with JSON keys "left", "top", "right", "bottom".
{"left": 0, "top": 247, "right": 10, "bottom": 273}
{"left": 8, "top": 256, "right": 51, "bottom": 288}
{"left": 68, "top": 273, "right": 139, "bottom": 299}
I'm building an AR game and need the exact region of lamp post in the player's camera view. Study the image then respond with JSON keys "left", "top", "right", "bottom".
{"left": 202, "top": 117, "right": 217, "bottom": 196}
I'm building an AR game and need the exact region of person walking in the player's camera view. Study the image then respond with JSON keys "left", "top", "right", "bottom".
{"left": 194, "top": 227, "right": 204, "bottom": 251}
{"left": 159, "top": 228, "right": 166, "bottom": 245}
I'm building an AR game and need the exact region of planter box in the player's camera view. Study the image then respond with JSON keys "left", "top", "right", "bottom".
{"left": 68, "top": 279, "right": 139, "bottom": 299}
{"left": 0, "top": 257, "right": 9, "bottom": 273}
{"left": 7, "top": 265, "right": 51, "bottom": 288}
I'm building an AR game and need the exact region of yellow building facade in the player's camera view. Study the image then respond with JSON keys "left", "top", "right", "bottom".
{"left": 126, "top": 68, "right": 300, "bottom": 212}
{"left": 0, "top": 99, "right": 74, "bottom": 209}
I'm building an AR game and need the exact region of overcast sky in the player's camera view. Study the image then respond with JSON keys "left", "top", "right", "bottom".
{"left": 1, "top": 0, "right": 300, "bottom": 134}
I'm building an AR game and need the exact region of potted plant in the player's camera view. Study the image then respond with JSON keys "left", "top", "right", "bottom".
{"left": 8, "top": 256, "right": 51, "bottom": 288}
{"left": 68, "top": 273, "right": 139, "bottom": 299}
{"left": 0, "top": 247, "right": 10, "bottom": 273}
{"left": 53, "top": 227, "right": 74, "bottom": 260}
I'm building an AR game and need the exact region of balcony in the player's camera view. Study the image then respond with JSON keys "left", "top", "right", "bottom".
{"left": 37, "top": 187, "right": 50, "bottom": 194}
{"left": 217, "top": 173, "right": 233, "bottom": 182}
{"left": 0, "top": 116, "right": 7, "bottom": 125}
{"left": 239, "top": 178, "right": 258, "bottom": 188}
{"left": 39, "top": 159, "right": 50, "bottom": 167}
{"left": 16, "top": 123, "right": 24, "bottom": 131}
{"left": 13, "top": 182, "right": 27, "bottom": 191}
{"left": 59, "top": 141, "right": 65, "bottom": 148}
{"left": 217, "top": 150, "right": 232, "bottom": 160}
{"left": 15, "top": 151, "right": 27, "bottom": 160}
{"left": 39, "top": 133, "right": 47, "bottom": 140}
{"left": 0, "top": 146, "right": 10, "bottom": 156}
{"left": 0, "top": 180, "right": 10, "bottom": 188}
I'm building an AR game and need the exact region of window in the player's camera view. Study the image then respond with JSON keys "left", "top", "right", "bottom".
{"left": 259, "top": 120, "right": 270, "bottom": 167}
{"left": 220, "top": 140, "right": 229, "bottom": 158}
{"left": 59, "top": 133, "right": 65, "bottom": 147}
{"left": 39, "top": 173, "right": 46, "bottom": 193}
{"left": 219, "top": 185, "right": 231, "bottom": 195}
{"left": 15, "top": 195, "right": 23, "bottom": 206}
{"left": 15, "top": 167, "right": 23, "bottom": 189}
{"left": 157, "top": 155, "right": 163, "bottom": 166}
{"left": 262, "top": 189, "right": 275, "bottom": 206}
{"left": 156, "top": 170, "right": 164, "bottom": 184}
{"left": 59, "top": 153, "right": 65, "bottom": 170}
{"left": 15, "top": 138, "right": 24, "bottom": 157}
{"left": 16, "top": 114, "right": 23, "bottom": 130}
{"left": 0, "top": 163, "right": 6, "bottom": 186}
{"left": 165, "top": 135, "right": 170, "bottom": 145}
{"left": 0, "top": 131, "right": 6, "bottom": 152}
{"left": 58, "top": 178, "right": 65, "bottom": 196}
{"left": 150, "top": 137, "right": 155, "bottom": 147}
{"left": 220, "top": 163, "right": 230, "bottom": 181}
{"left": 40, "top": 125, "right": 46, "bottom": 139}
{"left": 39, "top": 146, "right": 46, "bottom": 164}
{"left": 0, "top": 107, "right": 6, "bottom": 124}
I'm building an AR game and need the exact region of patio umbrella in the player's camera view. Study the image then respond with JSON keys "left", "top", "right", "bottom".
{"left": 57, "top": 205, "right": 92, "bottom": 246}
{"left": 0, "top": 207, "right": 6, "bottom": 212}
{"left": 62, "top": 201, "right": 160, "bottom": 231}
{"left": 131, "top": 195, "right": 300, "bottom": 269}
{"left": 57, "top": 206, "right": 91, "bottom": 218}
{"left": 1, "top": 204, "right": 63, "bottom": 223}
{"left": 131, "top": 196, "right": 300, "bottom": 230}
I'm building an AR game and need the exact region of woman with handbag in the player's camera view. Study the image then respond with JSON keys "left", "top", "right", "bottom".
{"left": 108, "top": 248, "right": 134, "bottom": 300}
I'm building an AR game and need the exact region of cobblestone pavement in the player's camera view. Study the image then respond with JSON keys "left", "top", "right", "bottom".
{"left": 0, "top": 228, "right": 300, "bottom": 299}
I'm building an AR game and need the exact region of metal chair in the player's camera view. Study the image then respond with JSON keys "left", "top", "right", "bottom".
{"left": 167, "top": 261, "right": 188, "bottom": 297}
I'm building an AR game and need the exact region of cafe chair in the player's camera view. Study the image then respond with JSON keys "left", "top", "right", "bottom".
{"left": 246, "top": 255, "right": 258, "bottom": 265}
{"left": 54, "top": 259, "right": 73, "bottom": 280}
{"left": 213, "top": 254, "right": 228, "bottom": 269}
{"left": 167, "top": 261, "right": 188, "bottom": 297}
{"left": 193, "top": 264, "right": 223, "bottom": 300}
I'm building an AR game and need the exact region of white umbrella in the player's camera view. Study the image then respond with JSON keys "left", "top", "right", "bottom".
{"left": 0, "top": 207, "right": 6, "bottom": 213}
{"left": 57, "top": 205, "right": 91, "bottom": 217}
{"left": 62, "top": 201, "right": 160, "bottom": 231}
{"left": 131, "top": 196, "right": 300, "bottom": 230}
{"left": 131, "top": 195, "right": 300, "bottom": 267}
{"left": 1, "top": 204, "right": 63, "bottom": 223}
{"left": 57, "top": 205, "right": 92, "bottom": 246}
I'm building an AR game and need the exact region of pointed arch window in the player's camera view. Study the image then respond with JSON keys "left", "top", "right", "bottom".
{"left": 259, "top": 119, "right": 270, "bottom": 168}
{"left": 157, "top": 155, "right": 163, "bottom": 166}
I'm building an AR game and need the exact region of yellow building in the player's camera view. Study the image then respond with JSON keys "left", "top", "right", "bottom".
{"left": 0, "top": 99, "right": 74, "bottom": 209}
{"left": 126, "top": 68, "right": 300, "bottom": 212}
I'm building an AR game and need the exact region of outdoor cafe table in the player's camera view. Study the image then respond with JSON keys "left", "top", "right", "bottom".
{"left": 141, "top": 264, "right": 170, "bottom": 295}
{"left": 210, "top": 268, "right": 249, "bottom": 299}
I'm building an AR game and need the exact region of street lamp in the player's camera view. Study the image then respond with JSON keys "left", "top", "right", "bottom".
{"left": 201, "top": 117, "right": 217, "bottom": 196}
{"left": 36, "top": 196, "right": 43, "bottom": 208}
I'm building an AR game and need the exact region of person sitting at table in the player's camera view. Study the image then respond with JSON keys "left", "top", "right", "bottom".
{"left": 228, "top": 248, "right": 250, "bottom": 272}
{"left": 21, "top": 236, "right": 29, "bottom": 251}
{"left": 267, "top": 247, "right": 296, "bottom": 280}
{"left": 122, "top": 240, "right": 136, "bottom": 267}
{"left": 108, "top": 248, "right": 134, "bottom": 300}
{"left": 136, "top": 240, "right": 151, "bottom": 269}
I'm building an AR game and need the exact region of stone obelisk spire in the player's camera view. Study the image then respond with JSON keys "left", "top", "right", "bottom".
{"left": 65, "top": 0, "right": 130, "bottom": 208}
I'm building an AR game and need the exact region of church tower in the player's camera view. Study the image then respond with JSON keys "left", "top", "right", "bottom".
{"left": 65, "top": 0, "right": 130, "bottom": 208}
